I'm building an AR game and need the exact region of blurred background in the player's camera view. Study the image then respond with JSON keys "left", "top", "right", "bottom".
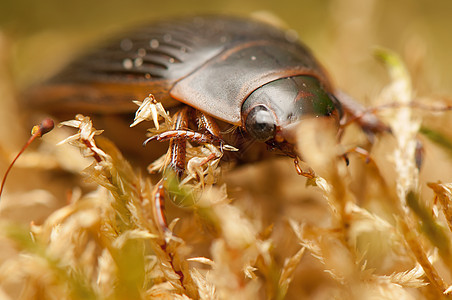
{"left": 1, "top": 0, "right": 452, "bottom": 298}
{"left": 2, "top": 0, "right": 452, "bottom": 93}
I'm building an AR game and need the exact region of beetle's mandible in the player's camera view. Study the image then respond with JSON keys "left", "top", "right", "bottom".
{"left": 27, "top": 15, "right": 349, "bottom": 176}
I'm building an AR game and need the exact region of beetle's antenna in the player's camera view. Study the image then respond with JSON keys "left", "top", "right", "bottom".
{"left": 0, "top": 118, "right": 54, "bottom": 200}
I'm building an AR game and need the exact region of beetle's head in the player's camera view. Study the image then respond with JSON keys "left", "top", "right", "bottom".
{"left": 241, "top": 75, "right": 342, "bottom": 157}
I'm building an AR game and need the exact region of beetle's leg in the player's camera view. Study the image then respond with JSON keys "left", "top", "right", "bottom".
{"left": 194, "top": 110, "right": 227, "bottom": 164}
{"left": 144, "top": 109, "right": 235, "bottom": 177}
{"left": 337, "top": 91, "right": 426, "bottom": 170}
{"left": 195, "top": 110, "right": 225, "bottom": 151}
{"left": 145, "top": 130, "right": 224, "bottom": 145}
{"left": 342, "top": 146, "right": 373, "bottom": 165}
{"left": 294, "top": 158, "right": 316, "bottom": 179}
{"left": 145, "top": 110, "right": 229, "bottom": 148}
{"left": 195, "top": 110, "right": 222, "bottom": 139}
{"left": 153, "top": 178, "right": 170, "bottom": 235}
{"left": 168, "top": 106, "right": 190, "bottom": 178}
{"left": 199, "top": 152, "right": 219, "bottom": 167}
{"left": 335, "top": 90, "right": 391, "bottom": 142}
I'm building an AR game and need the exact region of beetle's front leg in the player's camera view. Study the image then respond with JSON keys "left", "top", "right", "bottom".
{"left": 168, "top": 106, "right": 191, "bottom": 178}
{"left": 195, "top": 110, "right": 222, "bottom": 139}
{"left": 145, "top": 106, "right": 237, "bottom": 178}
{"left": 166, "top": 108, "right": 227, "bottom": 177}
{"left": 192, "top": 110, "right": 227, "bottom": 169}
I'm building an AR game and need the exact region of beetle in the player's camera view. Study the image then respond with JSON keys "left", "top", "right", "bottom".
{"left": 26, "top": 15, "right": 385, "bottom": 177}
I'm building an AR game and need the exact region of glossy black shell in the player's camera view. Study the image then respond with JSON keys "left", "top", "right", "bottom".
{"left": 30, "top": 16, "right": 332, "bottom": 125}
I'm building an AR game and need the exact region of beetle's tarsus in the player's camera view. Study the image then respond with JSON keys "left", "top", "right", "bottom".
{"left": 294, "top": 158, "right": 316, "bottom": 179}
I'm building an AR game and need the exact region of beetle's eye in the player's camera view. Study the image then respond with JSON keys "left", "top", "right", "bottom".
{"left": 245, "top": 106, "right": 276, "bottom": 142}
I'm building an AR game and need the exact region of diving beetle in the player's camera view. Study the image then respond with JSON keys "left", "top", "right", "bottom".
{"left": 27, "top": 15, "right": 385, "bottom": 177}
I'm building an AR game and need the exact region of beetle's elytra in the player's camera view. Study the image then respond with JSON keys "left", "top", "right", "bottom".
{"left": 28, "top": 15, "right": 344, "bottom": 176}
